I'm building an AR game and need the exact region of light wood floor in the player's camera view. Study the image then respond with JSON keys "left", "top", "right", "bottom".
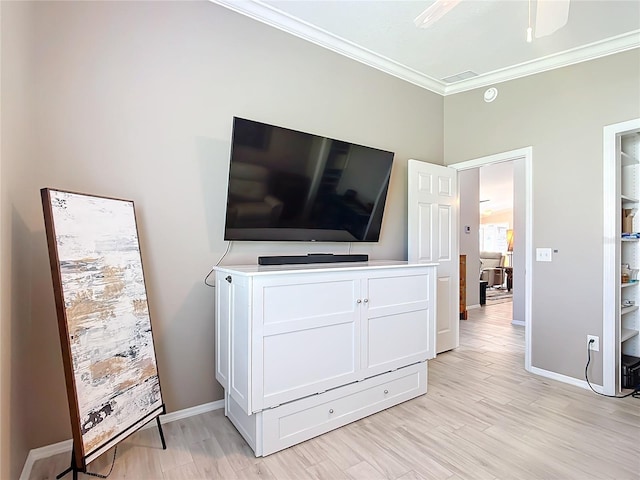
{"left": 31, "top": 301, "right": 639, "bottom": 480}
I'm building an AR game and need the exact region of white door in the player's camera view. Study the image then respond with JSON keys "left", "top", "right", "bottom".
{"left": 408, "top": 159, "right": 459, "bottom": 353}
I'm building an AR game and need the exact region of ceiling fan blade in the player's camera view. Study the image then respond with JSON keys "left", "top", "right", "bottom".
{"left": 414, "top": 0, "right": 462, "bottom": 29}
{"left": 535, "top": 0, "right": 570, "bottom": 38}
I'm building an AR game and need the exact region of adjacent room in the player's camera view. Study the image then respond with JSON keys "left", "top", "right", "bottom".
{"left": 2, "top": 1, "right": 639, "bottom": 479}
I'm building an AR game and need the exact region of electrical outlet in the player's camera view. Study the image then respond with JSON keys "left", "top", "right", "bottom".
{"left": 587, "top": 335, "right": 600, "bottom": 352}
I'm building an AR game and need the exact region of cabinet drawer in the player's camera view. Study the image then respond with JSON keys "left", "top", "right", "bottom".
{"left": 261, "top": 362, "right": 426, "bottom": 456}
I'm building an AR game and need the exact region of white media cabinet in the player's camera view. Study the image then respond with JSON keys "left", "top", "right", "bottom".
{"left": 213, "top": 260, "right": 437, "bottom": 456}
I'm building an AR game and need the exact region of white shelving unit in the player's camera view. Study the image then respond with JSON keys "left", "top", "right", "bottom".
{"left": 619, "top": 128, "right": 640, "bottom": 390}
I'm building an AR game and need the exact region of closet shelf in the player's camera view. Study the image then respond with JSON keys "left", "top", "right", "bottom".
{"left": 621, "top": 150, "right": 639, "bottom": 167}
{"left": 621, "top": 328, "right": 639, "bottom": 343}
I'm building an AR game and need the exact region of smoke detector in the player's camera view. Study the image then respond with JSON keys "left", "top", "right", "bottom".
{"left": 484, "top": 88, "right": 498, "bottom": 103}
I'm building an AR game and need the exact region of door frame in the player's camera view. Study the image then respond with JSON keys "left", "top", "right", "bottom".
{"left": 603, "top": 118, "right": 640, "bottom": 395}
{"left": 449, "top": 147, "right": 533, "bottom": 372}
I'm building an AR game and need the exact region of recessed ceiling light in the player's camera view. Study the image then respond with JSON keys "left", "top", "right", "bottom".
{"left": 484, "top": 87, "right": 498, "bottom": 103}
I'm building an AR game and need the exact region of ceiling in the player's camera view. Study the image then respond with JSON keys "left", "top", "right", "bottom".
{"left": 211, "top": 0, "right": 640, "bottom": 95}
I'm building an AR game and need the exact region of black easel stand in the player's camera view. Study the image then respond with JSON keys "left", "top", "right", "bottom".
{"left": 56, "top": 449, "right": 80, "bottom": 480}
{"left": 56, "top": 414, "right": 167, "bottom": 479}
{"left": 155, "top": 415, "right": 167, "bottom": 450}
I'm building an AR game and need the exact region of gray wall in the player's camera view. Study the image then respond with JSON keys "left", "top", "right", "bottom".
{"left": 1, "top": 2, "right": 35, "bottom": 479}
{"left": 1, "top": 0, "right": 444, "bottom": 464}
{"left": 444, "top": 49, "right": 640, "bottom": 384}
{"left": 459, "top": 168, "right": 480, "bottom": 306}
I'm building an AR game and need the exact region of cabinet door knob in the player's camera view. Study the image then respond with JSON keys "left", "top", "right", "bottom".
{"left": 384, "top": 389, "right": 389, "bottom": 394}
{"left": 225, "top": 275, "right": 232, "bottom": 283}
{"left": 329, "top": 408, "right": 334, "bottom": 414}
{"left": 356, "top": 299, "right": 362, "bottom": 304}
{"left": 363, "top": 298, "right": 368, "bottom": 303}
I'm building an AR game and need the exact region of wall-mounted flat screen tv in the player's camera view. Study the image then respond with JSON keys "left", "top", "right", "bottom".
{"left": 224, "top": 117, "right": 395, "bottom": 242}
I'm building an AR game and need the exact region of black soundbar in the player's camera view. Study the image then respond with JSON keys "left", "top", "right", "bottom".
{"left": 258, "top": 253, "right": 369, "bottom": 266}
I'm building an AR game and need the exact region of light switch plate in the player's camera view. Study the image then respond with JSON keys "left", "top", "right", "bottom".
{"left": 536, "top": 248, "right": 552, "bottom": 262}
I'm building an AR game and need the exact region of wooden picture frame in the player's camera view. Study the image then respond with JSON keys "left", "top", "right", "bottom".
{"left": 41, "top": 188, "right": 165, "bottom": 471}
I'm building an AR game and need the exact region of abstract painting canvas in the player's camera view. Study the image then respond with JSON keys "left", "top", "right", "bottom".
{"left": 41, "top": 188, "right": 164, "bottom": 467}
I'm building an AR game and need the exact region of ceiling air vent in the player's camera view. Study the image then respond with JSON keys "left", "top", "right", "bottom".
{"left": 441, "top": 70, "right": 478, "bottom": 84}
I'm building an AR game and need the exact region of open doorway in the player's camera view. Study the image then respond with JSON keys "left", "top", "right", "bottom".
{"left": 451, "top": 147, "right": 533, "bottom": 371}
{"left": 458, "top": 162, "right": 517, "bottom": 310}
{"left": 476, "top": 162, "right": 514, "bottom": 307}
{"left": 456, "top": 158, "right": 524, "bottom": 324}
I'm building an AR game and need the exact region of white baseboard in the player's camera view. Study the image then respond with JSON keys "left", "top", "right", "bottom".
{"left": 156, "top": 399, "right": 224, "bottom": 426}
{"left": 511, "top": 320, "right": 525, "bottom": 326}
{"left": 467, "top": 304, "right": 481, "bottom": 310}
{"left": 19, "top": 399, "right": 224, "bottom": 480}
{"left": 19, "top": 438, "right": 73, "bottom": 480}
{"left": 529, "top": 366, "right": 603, "bottom": 393}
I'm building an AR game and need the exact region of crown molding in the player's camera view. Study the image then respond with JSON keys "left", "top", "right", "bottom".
{"left": 444, "top": 30, "right": 640, "bottom": 94}
{"left": 211, "top": 0, "right": 639, "bottom": 97}
{"left": 210, "top": 0, "right": 448, "bottom": 94}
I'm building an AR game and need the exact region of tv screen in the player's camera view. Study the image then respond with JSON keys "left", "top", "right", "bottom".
{"left": 224, "top": 117, "right": 394, "bottom": 242}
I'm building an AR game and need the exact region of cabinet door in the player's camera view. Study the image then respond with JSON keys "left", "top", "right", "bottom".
{"left": 362, "top": 267, "right": 435, "bottom": 377}
{"left": 229, "top": 275, "right": 252, "bottom": 414}
{"left": 215, "top": 272, "right": 231, "bottom": 390}
{"left": 252, "top": 272, "right": 361, "bottom": 410}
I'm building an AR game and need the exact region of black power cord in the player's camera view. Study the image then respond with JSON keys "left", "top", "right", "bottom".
{"left": 204, "top": 241, "right": 233, "bottom": 287}
{"left": 85, "top": 446, "right": 118, "bottom": 478}
{"left": 204, "top": 268, "right": 215, "bottom": 287}
{"left": 584, "top": 339, "right": 639, "bottom": 398}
